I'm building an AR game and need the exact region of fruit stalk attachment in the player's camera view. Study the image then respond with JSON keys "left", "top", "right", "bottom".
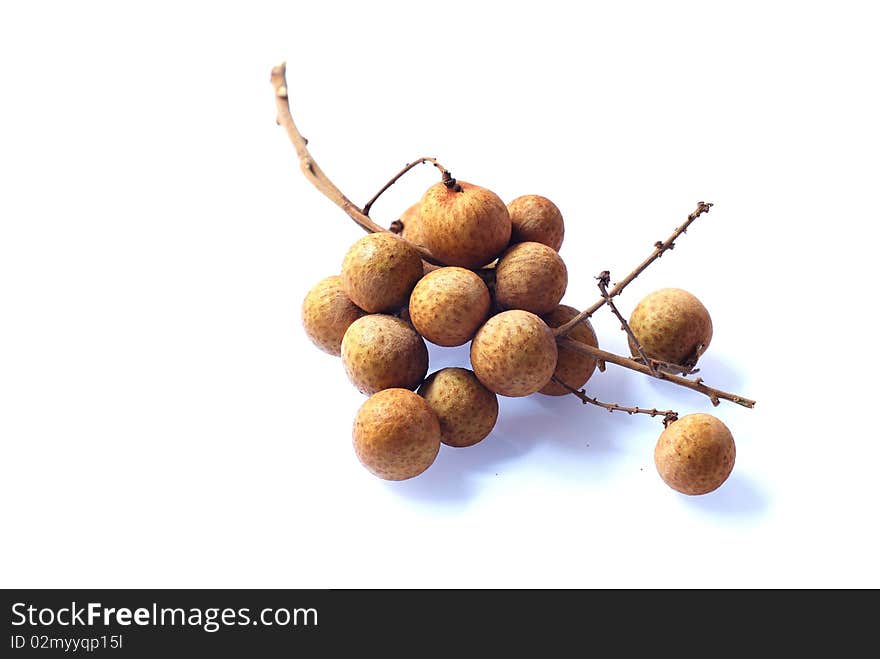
{"left": 557, "top": 338, "right": 755, "bottom": 408}
{"left": 553, "top": 201, "right": 714, "bottom": 337}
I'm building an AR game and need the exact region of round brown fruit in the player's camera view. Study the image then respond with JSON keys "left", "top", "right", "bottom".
{"left": 301, "top": 275, "right": 366, "bottom": 356}
{"left": 654, "top": 413, "right": 735, "bottom": 495}
{"left": 409, "top": 267, "right": 490, "bottom": 346}
{"left": 353, "top": 388, "right": 441, "bottom": 480}
{"left": 418, "top": 368, "right": 499, "bottom": 447}
{"left": 494, "top": 242, "right": 568, "bottom": 315}
{"left": 417, "top": 181, "right": 511, "bottom": 269}
{"left": 507, "top": 195, "right": 565, "bottom": 251}
{"left": 470, "top": 310, "right": 558, "bottom": 397}
{"left": 399, "top": 203, "right": 425, "bottom": 246}
{"left": 341, "top": 314, "right": 428, "bottom": 395}
{"left": 629, "top": 288, "right": 712, "bottom": 365}
{"left": 341, "top": 233, "right": 423, "bottom": 313}
{"left": 539, "top": 305, "right": 599, "bottom": 395}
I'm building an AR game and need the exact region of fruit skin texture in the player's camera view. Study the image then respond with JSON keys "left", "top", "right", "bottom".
{"left": 418, "top": 368, "right": 499, "bottom": 447}
{"left": 400, "top": 203, "right": 425, "bottom": 246}
{"left": 409, "top": 267, "right": 491, "bottom": 347}
{"left": 654, "top": 413, "right": 735, "bottom": 495}
{"left": 628, "top": 288, "right": 713, "bottom": 365}
{"left": 470, "top": 310, "right": 558, "bottom": 397}
{"left": 417, "top": 181, "right": 512, "bottom": 269}
{"left": 507, "top": 195, "right": 565, "bottom": 251}
{"left": 353, "top": 388, "right": 441, "bottom": 480}
{"left": 494, "top": 242, "right": 568, "bottom": 315}
{"left": 301, "top": 275, "right": 366, "bottom": 356}
{"left": 539, "top": 305, "right": 599, "bottom": 396}
{"left": 341, "top": 314, "right": 428, "bottom": 395}
{"left": 341, "top": 233, "right": 423, "bottom": 313}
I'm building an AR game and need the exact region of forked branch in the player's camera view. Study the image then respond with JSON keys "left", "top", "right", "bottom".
{"left": 557, "top": 338, "right": 755, "bottom": 409}
{"left": 554, "top": 201, "right": 714, "bottom": 337}
{"left": 551, "top": 377, "right": 678, "bottom": 427}
{"left": 596, "top": 270, "right": 656, "bottom": 375}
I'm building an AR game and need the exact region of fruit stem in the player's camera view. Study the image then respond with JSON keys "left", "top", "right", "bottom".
{"left": 270, "top": 63, "right": 447, "bottom": 266}
{"left": 595, "top": 270, "right": 658, "bottom": 375}
{"left": 362, "top": 157, "right": 457, "bottom": 217}
{"left": 553, "top": 201, "right": 714, "bottom": 337}
{"left": 551, "top": 376, "right": 678, "bottom": 426}
{"left": 557, "top": 338, "right": 756, "bottom": 409}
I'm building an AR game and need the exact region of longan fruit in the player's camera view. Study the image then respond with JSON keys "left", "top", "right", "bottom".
{"left": 341, "top": 233, "right": 423, "bottom": 313}
{"left": 418, "top": 368, "right": 499, "bottom": 447}
{"left": 494, "top": 242, "right": 568, "bottom": 315}
{"left": 409, "top": 267, "right": 491, "bottom": 346}
{"left": 507, "top": 195, "right": 565, "bottom": 251}
{"left": 538, "top": 304, "right": 599, "bottom": 396}
{"left": 353, "top": 388, "right": 441, "bottom": 480}
{"left": 341, "top": 314, "right": 428, "bottom": 395}
{"left": 470, "top": 310, "right": 558, "bottom": 397}
{"left": 654, "top": 413, "right": 735, "bottom": 495}
{"left": 417, "top": 181, "right": 512, "bottom": 269}
{"left": 629, "top": 288, "right": 713, "bottom": 365}
{"left": 301, "top": 275, "right": 366, "bottom": 356}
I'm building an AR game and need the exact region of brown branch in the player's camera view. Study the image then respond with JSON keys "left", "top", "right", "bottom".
{"left": 557, "top": 337, "right": 755, "bottom": 409}
{"left": 554, "top": 201, "right": 714, "bottom": 337}
{"left": 596, "top": 270, "right": 657, "bottom": 375}
{"left": 631, "top": 355, "right": 700, "bottom": 376}
{"left": 551, "top": 376, "right": 678, "bottom": 427}
{"left": 363, "top": 157, "right": 456, "bottom": 217}
{"left": 270, "top": 62, "right": 445, "bottom": 265}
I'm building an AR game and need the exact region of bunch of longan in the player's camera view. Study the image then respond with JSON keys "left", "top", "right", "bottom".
{"left": 301, "top": 179, "right": 737, "bottom": 496}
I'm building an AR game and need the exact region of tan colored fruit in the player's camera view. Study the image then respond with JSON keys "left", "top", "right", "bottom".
{"left": 301, "top": 275, "right": 366, "bottom": 356}
{"left": 629, "top": 288, "right": 713, "bottom": 365}
{"left": 654, "top": 413, "right": 735, "bottom": 495}
{"left": 409, "top": 267, "right": 491, "bottom": 346}
{"left": 353, "top": 388, "right": 441, "bottom": 480}
{"left": 507, "top": 195, "right": 565, "bottom": 251}
{"left": 417, "top": 181, "right": 512, "bottom": 269}
{"left": 341, "top": 233, "right": 423, "bottom": 313}
{"left": 470, "top": 310, "right": 558, "bottom": 397}
{"left": 418, "top": 368, "right": 499, "bottom": 447}
{"left": 494, "top": 242, "right": 568, "bottom": 315}
{"left": 341, "top": 314, "right": 428, "bottom": 395}
{"left": 400, "top": 203, "right": 426, "bottom": 246}
{"left": 539, "top": 305, "right": 599, "bottom": 395}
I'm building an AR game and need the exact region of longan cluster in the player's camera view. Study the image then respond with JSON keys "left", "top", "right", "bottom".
{"left": 302, "top": 182, "right": 735, "bottom": 495}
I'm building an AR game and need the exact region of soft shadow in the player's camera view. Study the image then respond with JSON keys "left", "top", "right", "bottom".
{"left": 386, "top": 429, "right": 533, "bottom": 507}
{"left": 681, "top": 472, "right": 770, "bottom": 519}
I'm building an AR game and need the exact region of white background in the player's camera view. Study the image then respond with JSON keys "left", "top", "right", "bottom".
{"left": 1, "top": 1, "right": 878, "bottom": 588}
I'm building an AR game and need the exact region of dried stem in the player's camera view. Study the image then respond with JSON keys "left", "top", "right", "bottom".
{"left": 551, "top": 376, "right": 678, "bottom": 427}
{"left": 596, "top": 270, "right": 656, "bottom": 375}
{"left": 554, "top": 201, "right": 714, "bottom": 337}
{"left": 557, "top": 337, "right": 755, "bottom": 409}
{"left": 632, "top": 355, "right": 700, "bottom": 376}
{"left": 363, "top": 157, "right": 456, "bottom": 217}
{"left": 270, "top": 63, "right": 445, "bottom": 265}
